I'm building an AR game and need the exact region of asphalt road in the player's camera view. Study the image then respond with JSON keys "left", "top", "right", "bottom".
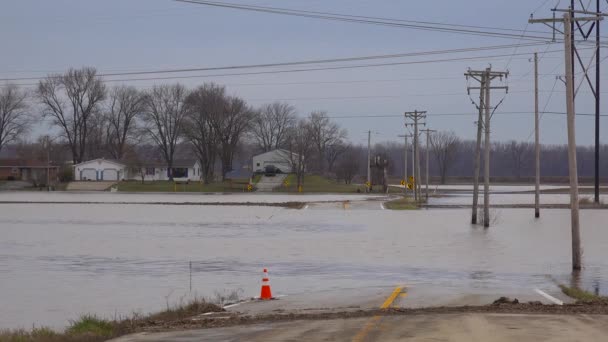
{"left": 113, "top": 313, "right": 608, "bottom": 341}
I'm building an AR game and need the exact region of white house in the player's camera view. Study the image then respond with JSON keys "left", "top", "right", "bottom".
{"left": 252, "top": 149, "right": 299, "bottom": 174}
{"left": 73, "top": 158, "right": 201, "bottom": 182}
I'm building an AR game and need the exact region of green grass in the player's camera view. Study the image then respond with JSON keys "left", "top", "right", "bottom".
{"left": 115, "top": 179, "right": 253, "bottom": 193}
{"left": 384, "top": 196, "right": 419, "bottom": 210}
{"left": 0, "top": 298, "right": 224, "bottom": 342}
{"left": 276, "top": 174, "right": 364, "bottom": 193}
{"left": 252, "top": 174, "right": 262, "bottom": 184}
{"left": 559, "top": 285, "right": 608, "bottom": 303}
{"left": 66, "top": 315, "right": 114, "bottom": 337}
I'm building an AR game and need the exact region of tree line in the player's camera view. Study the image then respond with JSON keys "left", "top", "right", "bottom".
{"left": 2, "top": 66, "right": 607, "bottom": 185}
{"left": 1, "top": 66, "right": 350, "bottom": 184}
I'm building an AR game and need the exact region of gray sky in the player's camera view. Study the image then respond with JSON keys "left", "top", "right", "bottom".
{"left": 1, "top": 0, "right": 606, "bottom": 146}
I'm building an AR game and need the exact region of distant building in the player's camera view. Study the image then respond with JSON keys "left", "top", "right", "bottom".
{"left": 73, "top": 158, "right": 201, "bottom": 181}
{"left": 0, "top": 159, "right": 59, "bottom": 183}
{"left": 252, "top": 149, "right": 299, "bottom": 174}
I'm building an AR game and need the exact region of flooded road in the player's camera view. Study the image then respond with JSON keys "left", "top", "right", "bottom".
{"left": 1, "top": 193, "right": 607, "bottom": 329}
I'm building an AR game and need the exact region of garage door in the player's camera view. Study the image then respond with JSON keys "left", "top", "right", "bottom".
{"left": 81, "top": 168, "right": 97, "bottom": 181}
{"left": 102, "top": 169, "right": 118, "bottom": 181}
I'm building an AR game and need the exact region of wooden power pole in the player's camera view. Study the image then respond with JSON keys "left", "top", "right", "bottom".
{"left": 534, "top": 52, "right": 541, "bottom": 218}
{"left": 398, "top": 134, "right": 412, "bottom": 197}
{"left": 529, "top": 9, "right": 604, "bottom": 270}
{"left": 422, "top": 129, "right": 436, "bottom": 202}
{"left": 405, "top": 111, "right": 426, "bottom": 202}
{"left": 465, "top": 68, "right": 509, "bottom": 227}
{"left": 366, "top": 130, "right": 371, "bottom": 193}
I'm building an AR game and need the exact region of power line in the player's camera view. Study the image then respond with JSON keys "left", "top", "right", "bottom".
{"left": 0, "top": 42, "right": 551, "bottom": 82}
{"left": 0, "top": 49, "right": 583, "bottom": 87}
{"left": 174, "top": 0, "right": 608, "bottom": 45}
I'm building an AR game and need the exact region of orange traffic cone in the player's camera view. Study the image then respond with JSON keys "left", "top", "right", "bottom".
{"left": 260, "top": 268, "right": 273, "bottom": 300}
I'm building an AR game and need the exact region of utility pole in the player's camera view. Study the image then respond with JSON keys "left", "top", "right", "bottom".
{"left": 529, "top": 9, "right": 604, "bottom": 270}
{"left": 367, "top": 130, "right": 371, "bottom": 193}
{"left": 465, "top": 68, "right": 508, "bottom": 227}
{"left": 534, "top": 52, "right": 541, "bottom": 218}
{"left": 470, "top": 73, "right": 485, "bottom": 224}
{"left": 565, "top": 0, "right": 603, "bottom": 203}
{"left": 422, "top": 129, "right": 436, "bottom": 202}
{"left": 398, "top": 134, "right": 412, "bottom": 197}
{"left": 405, "top": 111, "right": 426, "bottom": 202}
{"left": 595, "top": 0, "right": 601, "bottom": 204}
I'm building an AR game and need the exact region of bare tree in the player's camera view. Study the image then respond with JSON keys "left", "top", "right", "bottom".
{"left": 142, "top": 84, "right": 189, "bottom": 181}
{"left": 325, "top": 141, "right": 348, "bottom": 173}
{"left": 430, "top": 131, "right": 461, "bottom": 184}
{"left": 209, "top": 95, "right": 253, "bottom": 180}
{"left": 507, "top": 140, "right": 532, "bottom": 180}
{"left": 184, "top": 83, "right": 224, "bottom": 184}
{"left": 0, "top": 85, "right": 30, "bottom": 152}
{"left": 105, "top": 86, "right": 145, "bottom": 160}
{"left": 251, "top": 102, "right": 296, "bottom": 152}
{"left": 335, "top": 145, "right": 359, "bottom": 184}
{"left": 308, "top": 111, "right": 347, "bottom": 173}
{"left": 286, "top": 119, "right": 314, "bottom": 188}
{"left": 37, "top": 67, "right": 106, "bottom": 164}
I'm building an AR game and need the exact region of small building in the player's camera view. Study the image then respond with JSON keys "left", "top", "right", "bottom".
{"left": 252, "top": 149, "right": 298, "bottom": 174}
{"left": 0, "top": 159, "right": 59, "bottom": 184}
{"left": 73, "top": 158, "right": 201, "bottom": 182}
{"left": 73, "top": 159, "right": 126, "bottom": 181}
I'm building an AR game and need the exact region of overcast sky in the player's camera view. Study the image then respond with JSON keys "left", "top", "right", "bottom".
{"left": 1, "top": 0, "right": 606, "bottom": 146}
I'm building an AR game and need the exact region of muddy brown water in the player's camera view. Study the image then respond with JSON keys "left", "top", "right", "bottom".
{"left": 0, "top": 193, "right": 607, "bottom": 329}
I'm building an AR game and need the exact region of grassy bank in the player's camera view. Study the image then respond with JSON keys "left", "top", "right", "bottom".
{"left": 0, "top": 298, "right": 223, "bottom": 342}
{"left": 559, "top": 285, "right": 608, "bottom": 303}
{"left": 115, "top": 179, "right": 253, "bottom": 193}
{"left": 384, "top": 196, "right": 420, "bottom": 210}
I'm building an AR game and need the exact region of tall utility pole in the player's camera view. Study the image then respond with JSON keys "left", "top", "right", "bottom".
{"left": 405, "top": 111, "right": 426, "bottom": 202}
{"left": 367, "top": 130, "right": 371, "bottom": 193}
{"left": 421, "top": 129, "right": 436, "bottom": 202}
{"left": 398, "top": 134, "right": 412, "bottom": 197}
{"left": 566, "top": 0, "right": 603, "bottom": 203}
{"left": 595, "top": 0, "right": 601, "bottom": 204}
{"left": 465, "top": 68, "right": 509, "bottom": 227}
{"left": 470, "top": 73, "right": 485, "bottom": 224}
{"left": 530, "top": 9, "right": 604, "bottom": 270}
{"left": 534, "top": 52, "right": 541, "bottom": 218}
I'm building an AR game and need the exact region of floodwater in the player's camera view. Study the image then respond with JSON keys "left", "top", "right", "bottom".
{"left": 1, "top": 192, "right": 608, "bottom": 329}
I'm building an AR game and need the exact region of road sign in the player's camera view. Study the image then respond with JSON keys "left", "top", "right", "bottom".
{"left": 365, "top": 181, "right": 371, "bottom": 188}
{"left": 247, "top": 184, "right": 253, "bottom": 191}
{"left": 407, "top": 183, "right": 413, "bottom": 190}
{"left": 408, "top": 176, "right": 415, "bottom": 183}
{"left": 400, "top": 180, "right": 406, "bottom": 186}
{"left": 283, "top": 180, "right": 290, "bottom": 187}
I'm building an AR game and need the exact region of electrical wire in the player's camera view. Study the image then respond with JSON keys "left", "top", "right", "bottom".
{"left": 0, "top": 42, "right": 550, "bottom": 82}
{"left": 174, "top": 0, "right": 608, "bottom": 46}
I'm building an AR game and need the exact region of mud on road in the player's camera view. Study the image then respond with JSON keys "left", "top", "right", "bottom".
{"left": 126, "top": 301, "right": 608, "bottom": 334}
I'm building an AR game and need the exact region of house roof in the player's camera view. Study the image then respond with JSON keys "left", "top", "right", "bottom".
{"left": 136, "top": 159, "right": 198, "bottom": 168}
{"left": 253, "top": 149, "right": 298, "bottom": 159}
{"left": 73, "top": 158, "right": 126, "bottom": 168}
{"left": 0, "top": 159, "right": 60, "bottom": 169}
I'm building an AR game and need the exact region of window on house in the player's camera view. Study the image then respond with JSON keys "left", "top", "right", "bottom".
{"left": 145, "top": 167, "right": 155, "bottom": 175}
{"left": 11, "top": 167, "right": 18, "bottom": 174}
{"left": 256, "top": 163, "right": 260, "bottom": 167}
{"left": 171, "top": 168, "right": 188, "bottom": 178}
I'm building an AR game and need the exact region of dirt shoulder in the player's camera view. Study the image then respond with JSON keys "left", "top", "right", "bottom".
{"left": 129, "top": 301, "right": 608, "bottom": 334}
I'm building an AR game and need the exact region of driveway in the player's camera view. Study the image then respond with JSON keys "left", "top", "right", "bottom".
{"left": 255, "top": 174, "right": 287, "bottom": 192}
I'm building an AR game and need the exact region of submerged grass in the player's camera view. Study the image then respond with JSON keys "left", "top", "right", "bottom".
{"left": 384, "top": 196, "right": 419, "bottom": 210}
{"left": 0, "top": 298, "right": 223, "bottom": 342}
{"left": 559, "top": 285, "right": 608, "bottom": 303}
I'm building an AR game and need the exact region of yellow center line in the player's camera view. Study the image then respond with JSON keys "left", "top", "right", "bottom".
{"left": 351, "top": 286, "right": 405, "bottom": 342}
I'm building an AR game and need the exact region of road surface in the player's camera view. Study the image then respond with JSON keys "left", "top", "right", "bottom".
{"left": 113, "top": 313, "right": 608, "bottom": 341}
